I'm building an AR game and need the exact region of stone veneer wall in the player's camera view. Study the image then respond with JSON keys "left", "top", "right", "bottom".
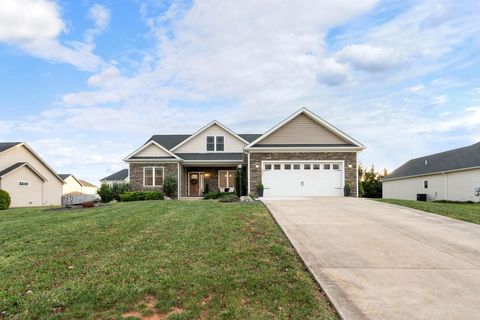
{"left": 129, "top": 162, "right": 179, "bottom": 198}
{"left": 249, "top": 152, "right": 358, "bottom": 197}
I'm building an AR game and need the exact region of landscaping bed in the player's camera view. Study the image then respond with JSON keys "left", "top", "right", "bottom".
{"left": 0, "top": 201, "right": 337, "bottom": 319}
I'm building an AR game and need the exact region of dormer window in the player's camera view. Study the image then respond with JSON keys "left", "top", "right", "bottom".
{"left": 206, "top": 136, "right": 224, "bottom": 151}
{"left": 216, "top": 136, "right": 224, "bottom": 151}
{"left": 207, "top": 136, "right": 215, "bottom": 151}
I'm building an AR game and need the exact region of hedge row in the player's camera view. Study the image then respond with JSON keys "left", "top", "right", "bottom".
{"left": 119, "top": 191, "right": 164, "bottom": 202}
{"left": 203, "top": 192, "right": 235, "bottom": 200}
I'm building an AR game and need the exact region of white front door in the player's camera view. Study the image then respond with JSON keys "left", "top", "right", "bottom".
{"left": 262, "top": 161, "right": 343, "bottom": 197}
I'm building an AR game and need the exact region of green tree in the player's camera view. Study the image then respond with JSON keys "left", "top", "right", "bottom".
{"left": 358, "top": 164, "right": 387, "bottom": 198}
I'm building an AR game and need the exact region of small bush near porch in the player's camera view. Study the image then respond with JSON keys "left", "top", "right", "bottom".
{"left": 0, "top": 201, "right": 337, "bottom": 319}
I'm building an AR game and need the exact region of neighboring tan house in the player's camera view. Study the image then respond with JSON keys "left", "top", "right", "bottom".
{"left": 78, "top": 179, "right": 98, "bottom": 194}
{"left": 0, "top": 142, "right": 64, "bottom": 207}
{"left": 100, "top": 169, "right": 129, "bottom": 186}
{"left": 383, "top": 142, "right": 480, "bottom": 202}
{"left": 124, "top": 108, "right": 365, "bottom": 198}
{"left": 59, "top": 174, "right": 98, "bottom": 195}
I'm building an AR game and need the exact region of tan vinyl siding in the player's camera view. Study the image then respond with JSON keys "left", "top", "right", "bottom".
{"left": 135, "top": 144, "right": 172, "bottom": 157}
{"left": 259, "top": 113, "right": 350, "bottom": 145}
{"left": 62, "top": 175, "right": 82, "bottom": 194}
{"left": 0, "top": 145, "right": 62, "bottom": 206}
{"left": 1, "top": 166, "right": 44, "bottom": 207}
{"left": 382, "top": 168, "right": 480, "bottom": 202}
{"left": 174, "top": 124, "right": 246, "bottom": 153}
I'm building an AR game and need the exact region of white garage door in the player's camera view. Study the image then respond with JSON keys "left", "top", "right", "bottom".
{"left": 262, "top": 161, "right": 343, "bottom": 197}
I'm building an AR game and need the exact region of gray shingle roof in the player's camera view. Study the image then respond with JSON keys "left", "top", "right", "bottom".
{"left": 176, "top": 153, "right": 244, "bottom": 161}
{"left": 239, "top": 134, "right": 263, "bottom": 142}
{"left": 0, "top": 142, "right": 21, "bottom": 153}
{"left": 383, "top": 142, "right": 480, "bottom": 181}
{"left": 0, "top": 162, "right": 27, "bottom": 177}
{"left": 101, "top": 169, "right": 129, "bottom": 181}
{"left": 147, "top": 135, "right": 191, "bottom": 149}
{"left": 58, "top": 174, "right": 72, "bottom": 180}
{"left": 146, "top": 133, "right": 262, "bottom": 150}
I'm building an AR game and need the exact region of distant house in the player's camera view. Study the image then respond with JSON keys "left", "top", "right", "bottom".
{"left": 383, "top": 142, "right": 480, "bottom": 202}
{"left": 100, "top": 169, "right": 129, "bottom": 186}
{"left": 59, "top": 174, "right": 98, "bottom": 195}
{"left": 0, "top": 142, "right": 64, "bottom": 207}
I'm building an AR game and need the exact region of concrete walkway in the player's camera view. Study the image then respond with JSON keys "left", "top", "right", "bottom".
{"left": 262, "top": 197, "right": 480, "bottom": 320}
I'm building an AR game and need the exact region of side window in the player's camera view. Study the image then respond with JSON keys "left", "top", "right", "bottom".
{"left": 216, "top": 136, "right": 224, "bottom": 151}
{"left": 206, "top": 136, "right": 215, "bottom": 151}
{"left": 424, "top": 180, "right": 428, "bottom": 189}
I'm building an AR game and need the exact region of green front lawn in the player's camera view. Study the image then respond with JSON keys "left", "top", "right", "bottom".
{"left": 377, "top": 199, "right": 480, "bottom": 225}
{"left": 0, "top": 201, "right": 337, "bottom": 320}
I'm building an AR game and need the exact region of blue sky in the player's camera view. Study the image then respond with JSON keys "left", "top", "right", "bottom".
{"left": 0, "top": 0, "right": 479, "bottom": 184}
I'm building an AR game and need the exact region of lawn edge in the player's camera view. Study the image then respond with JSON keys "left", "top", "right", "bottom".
{"left": 375, "top": 198, "right": 480, "bottom": 226}
{"left": 260, "top": 200, "right": 342, "bottom": 320}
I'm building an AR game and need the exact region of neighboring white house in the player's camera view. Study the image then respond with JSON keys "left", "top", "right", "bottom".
{"left": 59, "top": 174, "right": 98, "bottom": 195}
{"left": 100, "top": 169, "right": 129, "bottom": 186}
{"left": 383, "top": 142, "right": 480, "bottom": 202}
{"left": 0, "top": 142, "right": 64, "bottom": 207}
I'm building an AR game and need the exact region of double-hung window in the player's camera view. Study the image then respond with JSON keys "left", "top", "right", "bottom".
{"left": 206, "top": 136, "right": 225, "bottom": 151}
{"left": 144, "top": 167, "right": 164, "bottom": 187}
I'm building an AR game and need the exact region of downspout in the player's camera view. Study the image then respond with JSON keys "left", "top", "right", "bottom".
{"left": 177, "top": 162, "right": 181, "bottom": 199}
{"left": 356, "top": 152, "right": 359, "bottom": 198}
{"left": 443, "top": 172, "right": 448, "bottom": 201}
{"left": 247, "top": 151, "right": 251, "bottom": 194}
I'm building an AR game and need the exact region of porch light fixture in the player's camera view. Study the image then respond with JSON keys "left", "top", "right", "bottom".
{"left": 255, "top": 164, "right": 259, "bottom": 168}
{"left": 205, "top": 173, "right": 211, "bottom": 178}
{"left": 347, "top": 162, "right": 352, "bottom": 168}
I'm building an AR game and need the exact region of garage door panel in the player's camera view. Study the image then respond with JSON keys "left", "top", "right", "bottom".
{"left": 262, "top": 161, "right": 343, "bottom": 197}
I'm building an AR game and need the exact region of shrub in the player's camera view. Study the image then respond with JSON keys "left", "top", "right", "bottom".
{"left": 204, "top": 183, "right": 210, "bottom": 195}
{"left": 111, "top": 183, "right": 130, "bottom": 201}
{"left": 0, "top": 189, "right": 11, "bottom": 210}
{"left": 358, "top": 164, "right": 385, "bottom": 198}
{"left": 97, "top": 183, "right": 113, "bottom": 203}
{"left": 255, "top": 183, "right": 264, "bottom": 197}
{"left": 203, "top": 192, "right": 234, "bottom": 200}
{"left": 218, "top": 194, "right": 240, "bottom": 202}
{"left": 119, "top": 191, "right": 164, "bottom": 202}
{"left": 163, "top": 175, "right": 177, "bottom": 198}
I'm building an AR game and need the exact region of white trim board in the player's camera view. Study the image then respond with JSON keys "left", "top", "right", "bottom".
{"left": 245, "top": 108, "right": 365, "bottom": 149}
{"left": 124, "top": 140, "right": 181, "bottom": 161}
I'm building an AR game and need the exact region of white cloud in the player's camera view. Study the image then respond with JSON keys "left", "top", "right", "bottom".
{"left": 316, "top": 58, "right": 350, "bottom": 86}
{"left": 431, "top": 94, "right": 448, "bottom": 105}
{"left": 85, "top": 4, "right": 110, "bottom": 42}
{"left": 0, "top": 0, "right": 103, "bottom": 71}
{"left": 335, "top": 44, "right": 406, "bottom": 72}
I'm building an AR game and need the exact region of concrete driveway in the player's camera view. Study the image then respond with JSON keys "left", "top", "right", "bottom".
{"left": 262, "top": 197, "right": 480, "bottom": 320}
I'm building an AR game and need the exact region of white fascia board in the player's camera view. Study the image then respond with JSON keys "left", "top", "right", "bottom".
{"left": 123, "top": 140, "right": 181, "bottom": 161}
{"left": 171, "top": 120, "right": 248, "bottom": 152}
{"left": 124, "top": 158, "right": 182, "bottom": 163}
{"left": 245, "top": 107, "right": 365, "bottom": 149}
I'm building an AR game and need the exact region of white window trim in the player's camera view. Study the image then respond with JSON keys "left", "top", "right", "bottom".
{"left": 143, "top": 166, "right": 164, "bottom": 187}
{"left": 218, "top": 170, "right": 235, "bottom": 189}
{"left": 205, "top": 135, "right": 225, "bottom": 152}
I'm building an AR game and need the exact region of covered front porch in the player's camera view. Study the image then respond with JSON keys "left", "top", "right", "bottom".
{"left": 180, "top": 164, "right": 240, "bottom": 197}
